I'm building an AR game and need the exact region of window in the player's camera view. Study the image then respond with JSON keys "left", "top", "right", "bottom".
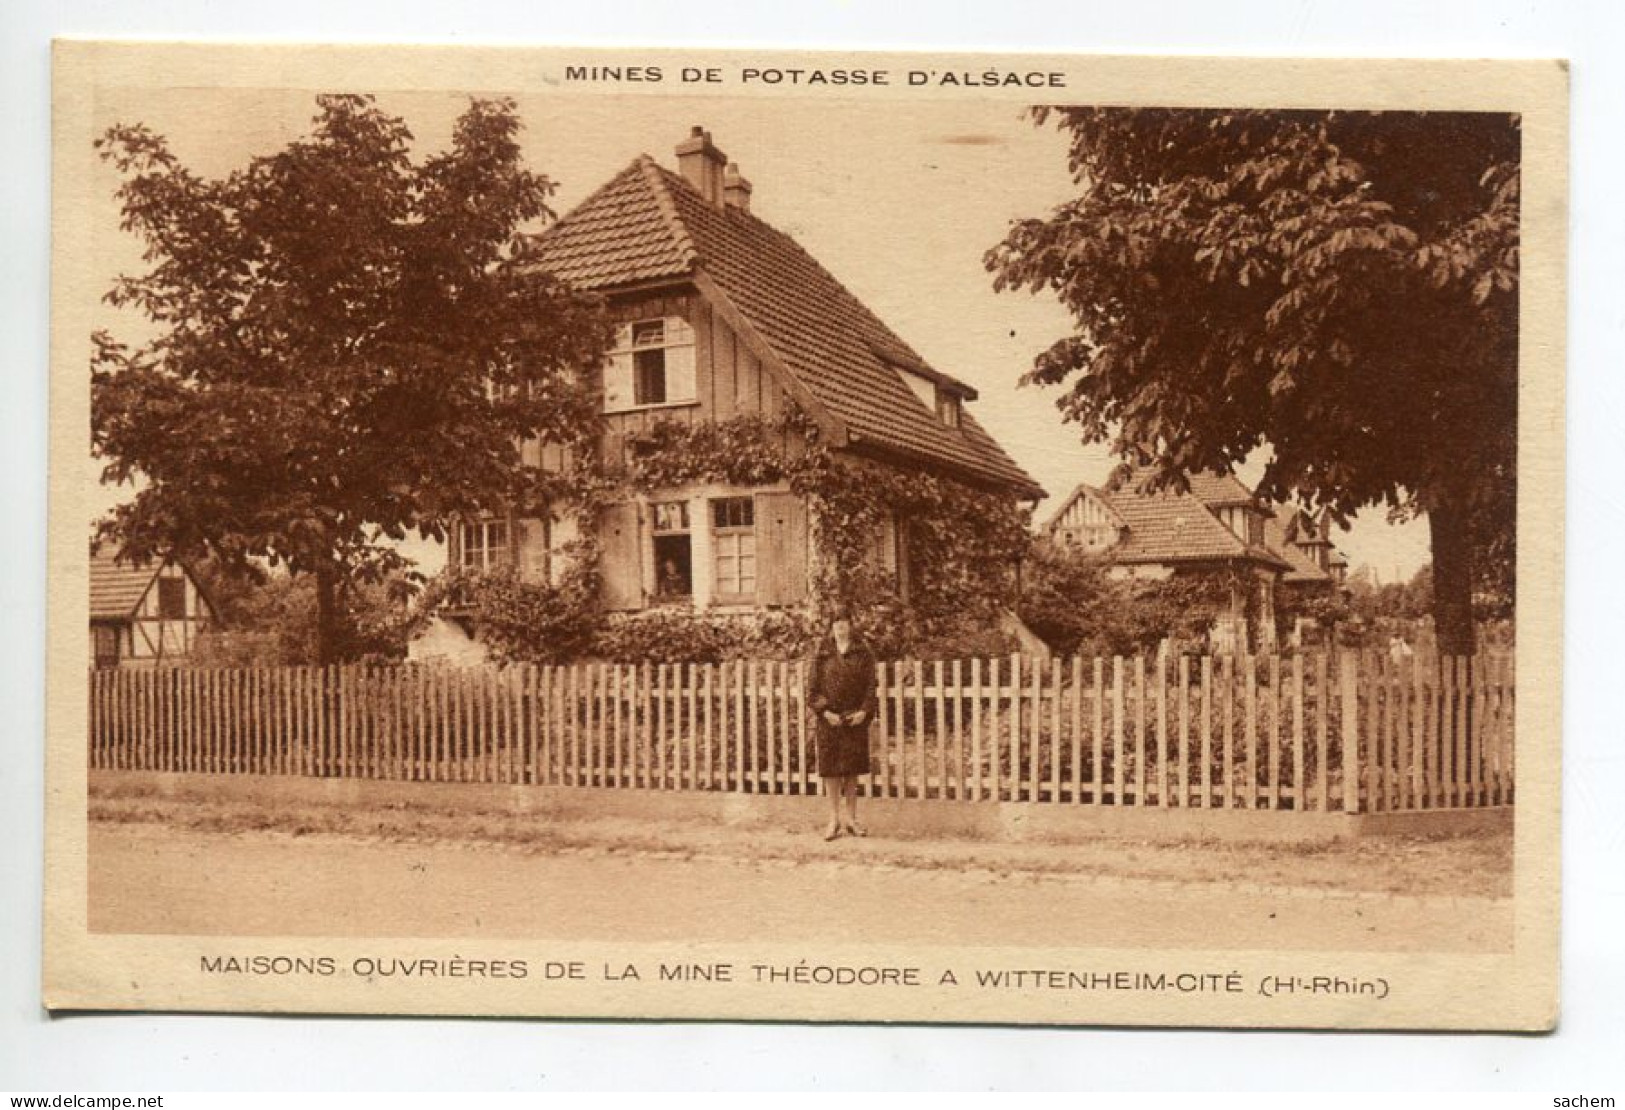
{"left": 156, "top": 576, "right": 187, "bottom": 619}
{"left": 1246, "top": 511, "right": 1264, "bottom": 547}
{"left": 651, "top": 500, "right": 693, "bottom": 601}
{"left": 711, "top": 496, "right": 757, "bottom": 600}
{"left": 936, "top": 390, "right": 962, "bottom": 428}
{"left": 604, "top": 316, "right": 696, "bottom": 412}
{"left": 1066, "top": 523, "right": 1114, "bottom": 550}
{"left": 459, "top": 518, "right": 511, "bottom": 571}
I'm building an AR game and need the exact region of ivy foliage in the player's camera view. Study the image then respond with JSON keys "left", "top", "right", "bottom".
{"left": 413, "top": 539, "right": 601, "bottom": 665}
{"left": 419, "top": 409, "right": 1035, "bottom": 662}
{"left": 619, "top": 412, "right": 1033, "bottom": 642}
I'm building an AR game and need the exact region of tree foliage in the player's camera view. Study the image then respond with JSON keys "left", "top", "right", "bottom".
{"left": 1017, "top": 543, "right": 1253, "bottom": 657}
{"left": 92, "top": 94, "right": 612, "bottom": 661}
{"left": 987, "top": 108, "right": 1519, "bottom": 653}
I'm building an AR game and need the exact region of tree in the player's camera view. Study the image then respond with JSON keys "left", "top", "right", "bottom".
{"left": 92, "top": 94, "right": 611, "bottom": 662}
{"left": 987, "top": 109, "right": 1519, "bottom": 654}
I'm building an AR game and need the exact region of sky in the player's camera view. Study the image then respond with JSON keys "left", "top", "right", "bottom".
{"left": 85, "top": 86, "right": 1433, "bottom": 582}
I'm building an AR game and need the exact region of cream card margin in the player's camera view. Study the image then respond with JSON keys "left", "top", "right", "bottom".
{"left": 44, "top": 41, "right": 1568, "bottom": 1029}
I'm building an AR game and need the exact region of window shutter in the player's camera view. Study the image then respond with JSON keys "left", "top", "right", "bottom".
{"left": 518, "top": 515, "right": 552, "bottom": 583}
{"left": 896, "top": 516, "right": 914, "bottom": 603}
{"left": 448, "top": 517, "right": 463, "bottom": 568}
{"left": 665, "top": 341, "right": 696, "bottom": 402}
{"left": 598, "top": 501, "right": 645, "bottom": 611}
{"left": 508, "top": 514, "right": 525, "bottom": 573}
{"left": 604, "top": 349, "right": 634, "bottom": 412}
{"left": 754, "top": 491, "right": 808, "bottom": 607}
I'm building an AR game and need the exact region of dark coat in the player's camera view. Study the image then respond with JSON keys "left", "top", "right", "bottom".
{"left": 804, "top": 639, "right": 878, "bottom": 778}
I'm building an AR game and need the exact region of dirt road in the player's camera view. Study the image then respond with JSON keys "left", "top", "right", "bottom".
{"left": 89, "top": 825, "right": 1511, "bottom": 952}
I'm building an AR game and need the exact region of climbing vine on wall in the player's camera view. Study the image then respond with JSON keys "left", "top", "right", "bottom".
{"left": 618, "top": 411, "right": 1034, "bottom": 652}
{"left": 417, "top": 406, "right": 1035, "bottom": 661}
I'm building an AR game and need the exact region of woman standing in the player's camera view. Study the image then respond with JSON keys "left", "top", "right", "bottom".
{"left": 804, "top": 610, "right": 878, "bottom": 840}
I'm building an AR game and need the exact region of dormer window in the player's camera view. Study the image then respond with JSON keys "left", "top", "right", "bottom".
{"left": 936, "top": 390, "right": 962, "bottom": 428}
{"left": 605, "top": 316, "right": 696, "bottom": 412}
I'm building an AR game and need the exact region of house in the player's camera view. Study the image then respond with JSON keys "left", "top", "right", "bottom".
{"left": 1045, "top": 467, "right": 1314, "bottom": 652}
{"left": 89, "top": 548, "right": 215, "bottom": 668}
{"left": 414, "top": 127, "right": 1044, "bottom": 662}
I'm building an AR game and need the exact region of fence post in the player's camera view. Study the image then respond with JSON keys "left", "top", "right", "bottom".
{"left": 1198, "top": 655, "right": 1212, "bottom": 809}
{"left": 1111, "top": 656, "right": 1125, "bottom": 807}
{"left": 953, "top": 658, "right": 967, "bottom": 802}
{"left": 1340, "top": 650, "right": 1359, "bottom": 815}
{"left": 932, "top": 659, "right": 947, "bottom": 802}
{"left": 970, "top": 657, "right": 985, "bottom": 802}
{"left": 1070, "top": 655, "right": 1084, "bottom": 805}
{"left": 1133, "top": 656, "right": 1147, "bottom": 807}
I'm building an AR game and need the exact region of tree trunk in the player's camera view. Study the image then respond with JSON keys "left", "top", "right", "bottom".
{"left": 1428, "top": 489, "right": 1477, "bottom": 658}
{"left": 314, "top": 563, "right": 339, "bottom": 667}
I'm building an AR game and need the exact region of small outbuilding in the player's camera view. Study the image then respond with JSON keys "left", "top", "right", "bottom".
{"left": 89, "top": 549, "right": 215, "bottom": 668}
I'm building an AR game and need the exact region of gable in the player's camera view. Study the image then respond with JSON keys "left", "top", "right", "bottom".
{"left": 90, "top": 551, "right": 163, "bottom": 620}
{"left": 89, "top": 549, "right": 215, "bottom": 622}
{"left": 1046, "top": 486, "right": 1125, "bottom": 553}
{"left": 528, "top": 151, "right": 1044, "bottom": 499}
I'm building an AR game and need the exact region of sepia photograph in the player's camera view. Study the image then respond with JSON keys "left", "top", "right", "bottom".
{"left": 43, "top": 43, "right": 1566, "bottom": 1029}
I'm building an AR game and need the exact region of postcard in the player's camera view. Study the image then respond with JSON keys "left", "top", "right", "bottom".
{"left": 46, "top": 41, "right": 1566, "bottom": 1028}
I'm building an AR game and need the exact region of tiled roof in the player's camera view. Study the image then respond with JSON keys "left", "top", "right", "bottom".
{"left": 529, "top": 155, "right": 1044, "bottom": 498}
{"left": 1056, "top": 469, "right": 1291, "bottom": 570}
{"left": 89, "top": 549, "right": 160, "bottom": 620}
{"left": 1114, "top": 465, "right": 1267, "bottom": 512}
{"left": 1105, "top": 486, "right": 1281, "bottom": 566}
{"left": 524, "top": 160, "right": 694, "bottom": 291}
{"left": 1264, "top": 514, "right": 1333, "bottom": 584}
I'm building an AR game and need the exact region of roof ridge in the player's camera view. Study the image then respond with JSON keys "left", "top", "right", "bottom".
{"left": 637, "top": 155, "right": 699, "bottom": 270}
{"left": 649, "top": 160, "right": 981, "bottom": 397}
{"left": 531, "top": 158, "right": 646, "bottom": 245}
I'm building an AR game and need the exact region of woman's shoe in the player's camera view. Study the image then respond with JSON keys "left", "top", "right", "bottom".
{"left": 843, "top": 822, "right": 867, "bottom": 838}
{"left": 822, "top": 823, "right": 843, "bottom": 841}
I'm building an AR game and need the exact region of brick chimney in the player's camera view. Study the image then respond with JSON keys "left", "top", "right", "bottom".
{"left": 676, "top": 126, "right": 727, "bottom": 205}
{"left": 722, "top": 163, "right": 752, "bottom": 212}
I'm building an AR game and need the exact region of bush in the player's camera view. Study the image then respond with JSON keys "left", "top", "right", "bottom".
{"left": 414, "top": 558, "right": 600, "bottom": 666}
{"left": 190, "top": 567, "right": 414, "bottom": 665}
{"left": 591, "top": 608, "right": 818, "bottom": 664}
{"left": 1017, "top": 544, "right": 1243, "bottom": 657}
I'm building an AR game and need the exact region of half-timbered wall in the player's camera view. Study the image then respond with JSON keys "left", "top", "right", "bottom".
{"left": 94, "top": 561, "right": 213, "bottom": 668}
{"left": 530, "top": 287, "right": 803, "bottom": 478}
{"left": 1052, "top": 489, "right": 1121, "bottom": 553}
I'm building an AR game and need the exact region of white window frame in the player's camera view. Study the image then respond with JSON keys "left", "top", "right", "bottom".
{"left": 459, "top": 518, "right": 511, "bottom": 572}
{"left": 711, "top": 496, "right": 757, "bottom": 602}
{"left": 604, "top": 316, "right": 697, "bottom": 413}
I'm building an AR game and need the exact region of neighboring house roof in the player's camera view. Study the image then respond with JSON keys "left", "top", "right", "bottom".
{"left": 1109, "top": 488, "right": 1288, "bottom": 569}
{"left": 1264, "top": 513, "right": 1335, "bottom": 584}
{"left": 90, "top": 549, "right": 164, "bottom": 620}
{"left": 89, "top": 549, "right": 212, "bottom": 620}
{"left": 1046, "top": 466, "right": 1296, "bottom": 571}
{"left": 528, "top": 152, "right": 1045, "bottom": 498}
{"left": 1181, "top": 470, "right": 1270, "bottom": 511}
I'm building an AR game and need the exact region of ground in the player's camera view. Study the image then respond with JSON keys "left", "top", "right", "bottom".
{"left": 87, "top": 784, "right": 1513, "bottom": 952}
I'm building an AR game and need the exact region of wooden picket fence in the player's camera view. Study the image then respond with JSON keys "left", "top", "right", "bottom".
{"left": 87, "top": 650, "right": 1515, "bottom": 813}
